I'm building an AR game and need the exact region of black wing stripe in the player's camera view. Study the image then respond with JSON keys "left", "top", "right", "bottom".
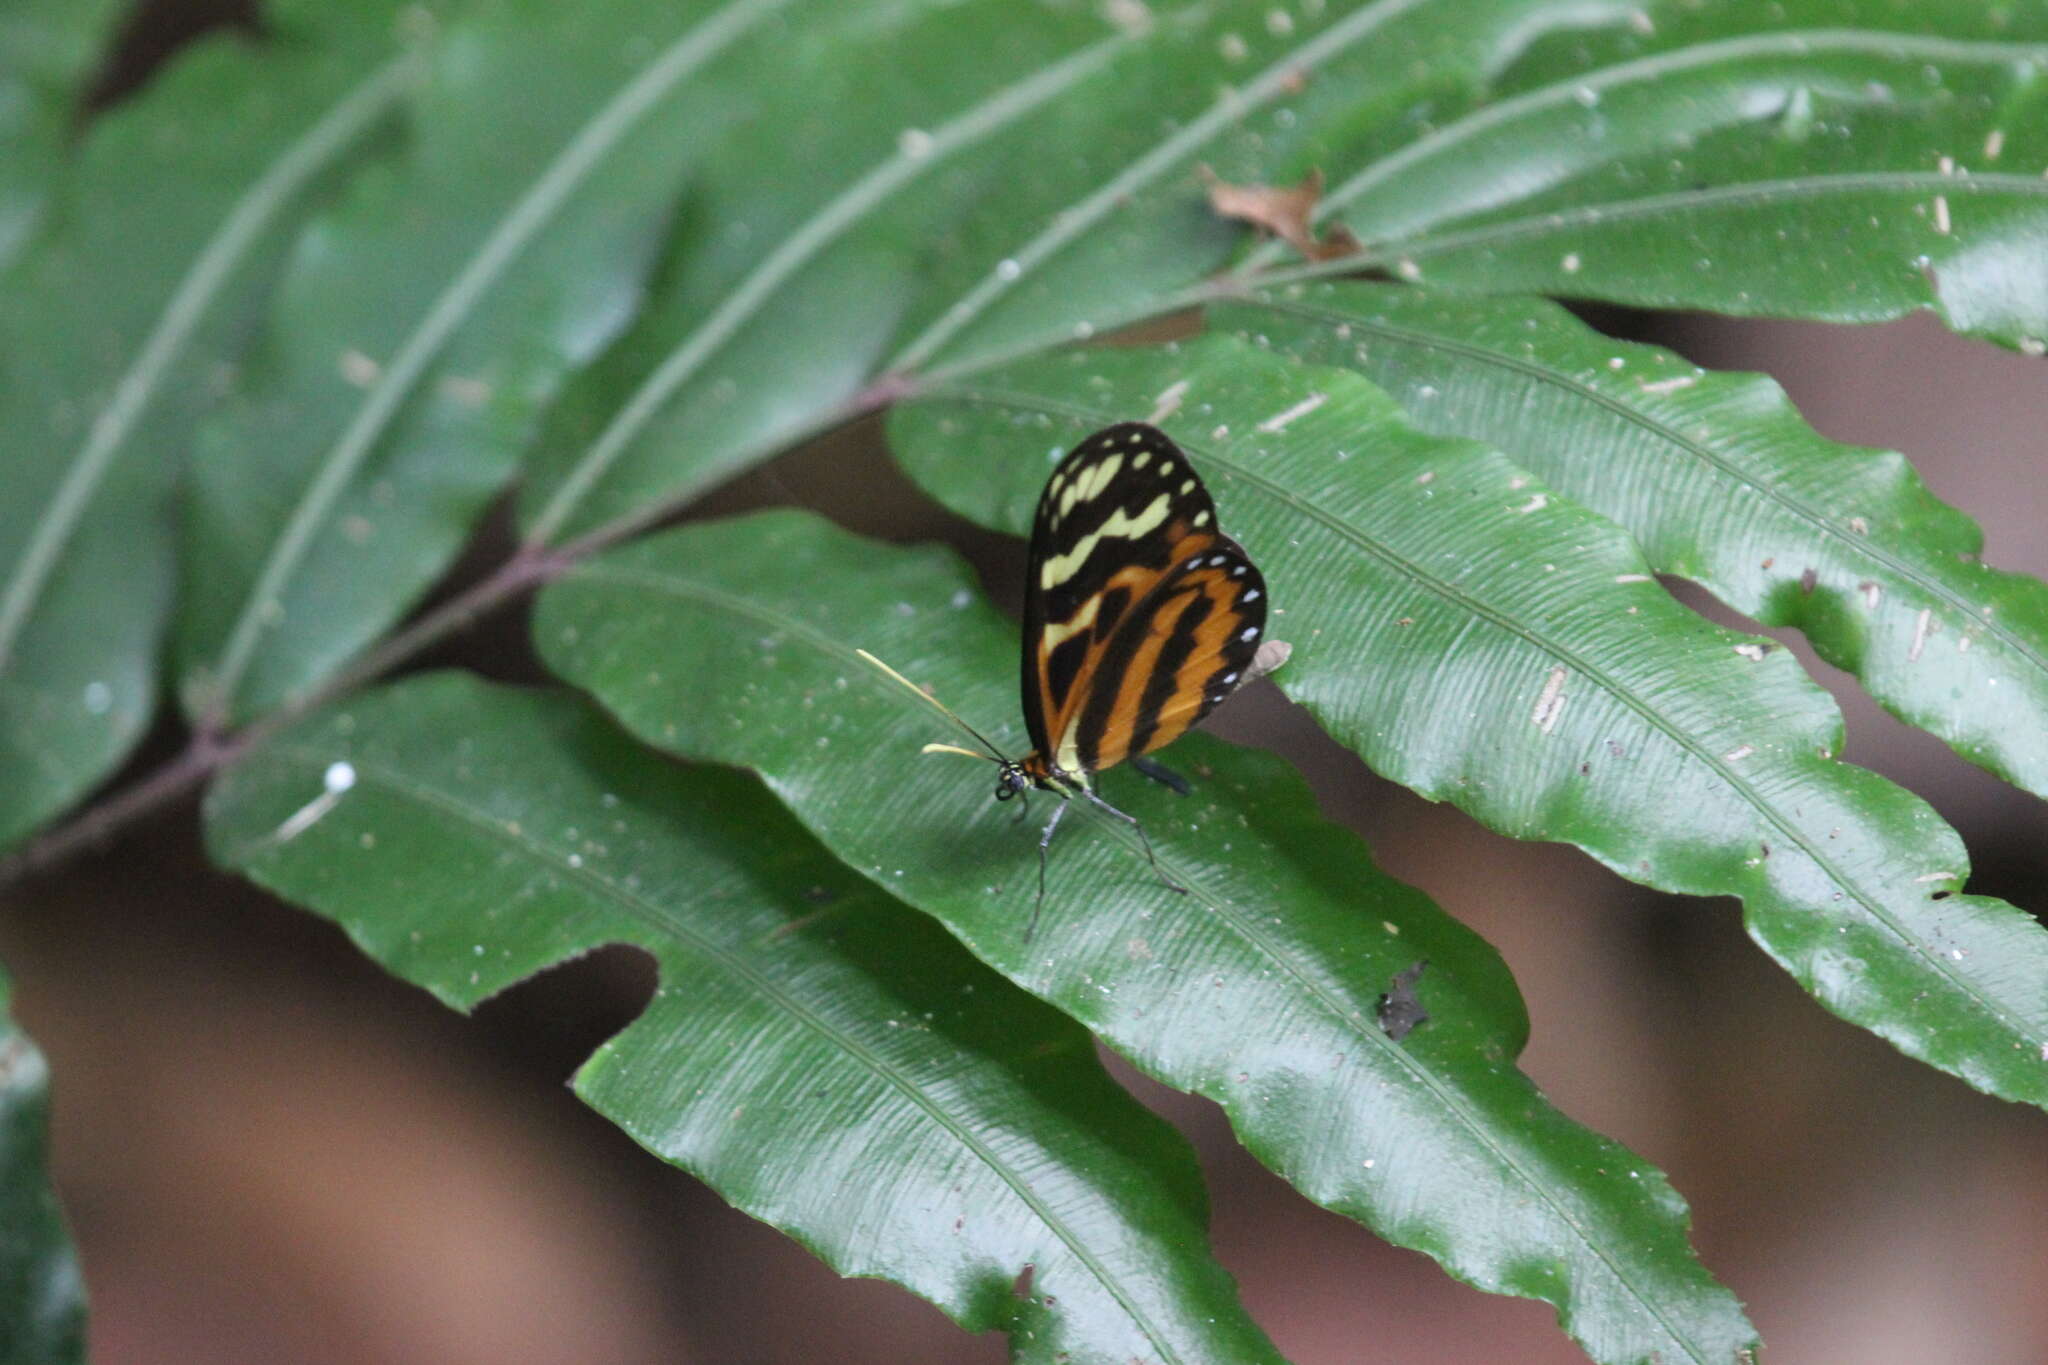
{"left": 1120, "top": 589, "right": 1213, "bottom": 761}
{"left": 1068, "top": 588, "right": 1174, "bottom": 769}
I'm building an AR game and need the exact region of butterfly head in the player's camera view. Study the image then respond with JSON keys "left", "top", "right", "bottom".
{"left": 994, "top": 761, "right": 1031, "bottom": 802}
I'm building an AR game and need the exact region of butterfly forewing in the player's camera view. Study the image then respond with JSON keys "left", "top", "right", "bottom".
{"left": 1023, "top": 422, "right": 1267, "bottom": 778}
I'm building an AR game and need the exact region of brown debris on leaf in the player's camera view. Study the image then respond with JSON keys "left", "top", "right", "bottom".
{"left": 1376, "top": 960, "right": 1430, "bottom": 1042}
{"left": 1202, "top": 166, "right": 1362, "bottom": 263}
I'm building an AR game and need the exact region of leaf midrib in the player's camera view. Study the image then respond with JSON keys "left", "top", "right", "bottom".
{"left": 1388, "top": 170, "right": 2048, "bottom": 261}
{"left": 927, "top": 381, "right": 2046, "bottom": 1061}
{"left": 568, "top": 560, "right": 1724, "bottom": 1362}
{"left": 253, "top": 739, "right": 1192, "bottom": 1365}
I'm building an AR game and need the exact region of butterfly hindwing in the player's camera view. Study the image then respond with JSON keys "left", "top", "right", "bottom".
{"left": 1061, "top": 533, "right": 1267, "bottom": 775}
{"left": 1022, "top": 422, "right": 1265, "bottom": 778}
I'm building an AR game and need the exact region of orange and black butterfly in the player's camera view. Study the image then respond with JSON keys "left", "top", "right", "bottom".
{"left": 863, "top": 421, "right": 1269, "bottom": 937}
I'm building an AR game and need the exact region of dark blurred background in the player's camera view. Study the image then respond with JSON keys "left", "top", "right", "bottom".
{"left": 5, "top": 5, "right": 2048, "bottom": 1361}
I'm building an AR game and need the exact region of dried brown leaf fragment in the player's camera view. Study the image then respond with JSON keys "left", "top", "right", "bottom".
{"left": 1202, "top": 166, "right": 1362, "bottom": 262}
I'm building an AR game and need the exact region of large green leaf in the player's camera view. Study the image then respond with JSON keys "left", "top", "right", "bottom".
{"left": 205, "top": 672, "right": 1282, "bottom": 1365}
{"left": 1220, "top": 281, "right": 2048, "bottom": 801}
{"left": 1239, "top": 3, "right": 2048, "bottom": 351}
{"left": 0, "top": 2, "right": 429, "bottom": 852}
{"left": 516, "top": 0, "right": 1633, "bottom": 543}
{"left": 0, "top": 0, "right": 127, "bottom": 268}
{"left": 0, "top": 963, "right": 84, "bottom": 1365}
{"left": 888, "top": 333, "right": 2048, "bottom": 1110}
{"left": 535, "top": 510, "right": 1758, "bottom": 1365}
{"left": 518, "top": 0, "right": 2048, "bottom": 561}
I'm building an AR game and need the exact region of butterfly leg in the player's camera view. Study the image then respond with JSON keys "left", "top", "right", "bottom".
{"left": 1129, "top": 756, "right": 1191, "bottom": 796}
{"left": 1025, "top": 797, "right": 1071, "bottom": 943}
{"left": 1080, "top": 788, "right": 1188, "bottom": 896}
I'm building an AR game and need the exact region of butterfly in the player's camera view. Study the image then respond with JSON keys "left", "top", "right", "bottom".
{"left": 862, "top": 420, "right": 1270, "bottom": 938}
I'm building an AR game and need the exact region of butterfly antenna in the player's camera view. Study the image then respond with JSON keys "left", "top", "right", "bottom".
{"left": 856, "top": 649, "right": 1011, "bottom": 762}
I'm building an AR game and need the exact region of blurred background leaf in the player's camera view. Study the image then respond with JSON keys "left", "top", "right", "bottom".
{"left": 0, "top": 0, "right": 429, "bottom": 851}
{"left": 0, "top": 0, "right": 129, "bottom": 268}
{"left": 0, "top": 963, "right": 83, "bottom": 1365}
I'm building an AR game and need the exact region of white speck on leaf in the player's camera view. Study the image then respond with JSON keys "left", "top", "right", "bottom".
{"left": 1148, "top": 379, "right": 1189, "bottom": 423}
{"left": 1532, "top": 666, "right": 1568, "bottom": 734}
{"left": 1257, "top": 392, "right": 1326, "bottom": 433}
{"left": 1908, "top": 608, "right": 1932, "bottom": 662}
{"left": 339, "top": 349, "right": 380, "bottom": 387}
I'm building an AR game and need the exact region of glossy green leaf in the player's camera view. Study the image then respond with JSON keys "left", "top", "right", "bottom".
{"left": 175, "top": 0, "right": 773, "bottom": 725}
{"left": 205, "top": 672, "right": 1282, "bottom": 1365}
{"left": 1221, "top": 280, "right": 2048, "bottom": 802}
{"left": 0, "top": 963, "right": 84, "bottom": 1365}
{"left": 1245, "top": 3, "right": 2048, "bottom": 351}
{"left": 520, "top": 0, "right": 2048, "bottom": 560}
{"left": 0, "top": 2, "right": 428, "bottom": 852}
{"left": 516, "top": 0, "right": 1615, "bottom": 543}
{"left": 889, "top": 334, "right": 2048, "bottom": 1110}
{"left": 535, "top": 509, "right": 1758, "bottom": 1365}
{"left": 0, "top": 0, "right": 127, "bottom": 268}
